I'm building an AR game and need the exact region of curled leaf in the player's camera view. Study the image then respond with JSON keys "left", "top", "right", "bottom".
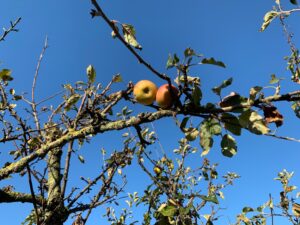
{"left": 221, "top": 134, "right": 237, "bottom": 157}
{"left": 260, "top": 11, "right": 278, "bottom": 32}
{"left": 263, "top": 105, "right": 283, "bottom": 127}
{"left": 122, "top": 24, "right": 142, "bottom": 50}
{"left": 212, "top": 78, "right": 233, "bottom": 96}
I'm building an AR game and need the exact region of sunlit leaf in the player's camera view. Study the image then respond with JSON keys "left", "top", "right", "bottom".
{"left": 260, "top": 11, "right": 278, "bottom": 32}
{"left": 199, "top": 118, "right": 221, "bottom": 156}
{"left": 185, "top": 127, "right": 199, "bottom": 141}
{"left": 78, "top": 155, "right": 85, "bottom": 164}
{"left": 64, "top": 94, "right": 81, "bottom": 111}
{"left": 159, "top": 205, "right": 177, "bottom": 217}
{"left": 122, "top": 24, "right": 142, "bottom": 50}
{"left": 239, "top": 110, "right": 270, "bottom": 135}
{"left": 270, "top": 74, "right": 280, "bottom": 84}
{"left": 199, "top": 194, "right": 219, "bottom": 204}
{"left": 174, "top": 75, "right": 200, "bottom": 85}
{"left": 292, "top": 102, "right": 300, "bottom": 118}
{"left": 0, "top": 69, "right": 13, "bottom": 81}
{"left": 86, "top": 64, "right": 96, "bottom": 83}
{"left": 112, "top": 73, "right": 122, "bottom": 83}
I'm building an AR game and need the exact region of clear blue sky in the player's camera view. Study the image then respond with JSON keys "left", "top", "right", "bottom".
{"left": 1, "top": 0, "right": 300, "bottom": 224}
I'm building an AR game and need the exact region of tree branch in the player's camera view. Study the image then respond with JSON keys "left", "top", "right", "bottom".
{"left": 90, "top": 0, "right": 170, "bottom": 82}
{"left": 0, "top": 17, "right": 22, "bottom": 42}
{"left": 0, "top": 189, "right": 44, "bottom": 205}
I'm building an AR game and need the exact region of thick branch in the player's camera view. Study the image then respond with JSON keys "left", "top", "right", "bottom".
{"left": 1, "top": 89, "right": 300, "bottom": 180}
{"left": 0, "top": 110, "right": 176, "bottom": 180}
{"left": 0, "top": 189, "right": 44, "bottom": 205}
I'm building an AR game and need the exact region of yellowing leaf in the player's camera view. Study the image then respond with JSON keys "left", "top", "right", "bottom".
{"left": 122, "top": 24, "right": 142, "bottom": 50}
{"left": 239, "top": 110, "right": 270, "bottom": 135}
{"left": 86, "top": 64, "right": 96, "bottom": 83}
{"left": 260, "top": 11, "right": 278, "bottom": 32}
{"left": 0, "top": 69, "right": 13, "bottom": 81}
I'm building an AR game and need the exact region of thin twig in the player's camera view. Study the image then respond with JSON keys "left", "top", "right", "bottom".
{"left": 31, "top": 36, "right": 48, "bottom": 133}
{"left": 0, "top": 17, "right": 22, "bottom": 42}
{"left": 61, "top": 141, "right": 74, "bottom": 198}
{"left": 90, "top": 0, "right": 170, "bottom": 82}
{"left": 265, "top": 133, "right": 300, "bottom": 143}
{"left": 269, "top": 194, "right": 274, "bottom": 225}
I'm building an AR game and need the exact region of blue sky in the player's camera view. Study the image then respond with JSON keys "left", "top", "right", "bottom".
{"left": 1, "top": 0, "right": 300, "bottom": 224}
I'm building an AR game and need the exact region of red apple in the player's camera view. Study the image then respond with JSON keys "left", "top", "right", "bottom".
{"left": 156, "top": 84, "right": 179, "bottom": 109}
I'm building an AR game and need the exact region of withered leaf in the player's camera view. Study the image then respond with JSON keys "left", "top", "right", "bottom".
{"left": 263, "top": 105, "right": 283, "bottom": 127}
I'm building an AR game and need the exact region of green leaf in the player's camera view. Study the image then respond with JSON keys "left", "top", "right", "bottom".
{"left": 290, "top": 0, "right": 298, "bottom": 5}
{"left": 201, "top": 57, "right": 226, "bottom": 68}
{"left": 184, "top": 47, "right": 196, "bottom": 58}
{"left": 64, "top": 94, "right": 81, "bottom": 111}
{"left": 174, "top": 75, "right": 200, "bottom": 85}
{"left": 122, "top": 24, "right": 142, "bottom": 50}
{"left": 166, "top": 54, "right": 179, "bottom": 69}
{"left": 221, "top": 134, "right": 237, "bottom": 157}
{"left": 242, "top": 207, "right": 254, "bottom": 213}
{"left": 292, "top": 102, "right": 300, "bottom": 118}
{"left": 192, "top": 85, "right": 202, "bottom": 106}
{"left": 260, "top": 11, "right": 278, "bottom": 32}
{"left": 239, "top": 110, "right": 270, "bottom": 135}
{"left": 199, "top": 118, "right": 221, "bottom": 156}
{"left": 0, "top": 69, "right": 13, "bottom": 81}
{"left": 159, "top": 205, "right": 177, "bottom": 217}
{"left": 270, "top": 74, "right": 280, "bottom": 84}
{"left": 178, "top": 117, "right": 190, "bottom": 131}
{"left": 209, "top": 118, "right": 222, "bottom": 135}
{"left": 86, "top": 64, "right": 96, "bottom": 83}
{"left": 221, "top": 113, "right": 242, "bottom": 136}
{"left": 112, "top": 73, "right": 122, "bottom": 83}
{"left": 179, "top": 203, "right": 193, "bottom": 216}
{"left": 212, "top": 77, "right": 233, "bottom": 96}
{"left": 200, "top": 128, "right": 213, "bottom": 156}
{"left": 199, "top": 194, "right": 219, "bottom": 204}
{"left": 185, "top": 127, "right": 199, "bottom": 141}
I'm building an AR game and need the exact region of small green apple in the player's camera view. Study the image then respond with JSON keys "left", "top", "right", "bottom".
{"left": 133, "top": 80, "right": 158, "bottom": 105}
{"left": 153, "top": 166, "right": 162, "bottom": 175}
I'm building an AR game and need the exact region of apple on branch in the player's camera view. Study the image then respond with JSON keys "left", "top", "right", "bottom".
{"left": 133, "top": 80, "right": 158, "bottom": 105}
{"left": 156, "top": 84, "right": 179, "bottom": 109}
